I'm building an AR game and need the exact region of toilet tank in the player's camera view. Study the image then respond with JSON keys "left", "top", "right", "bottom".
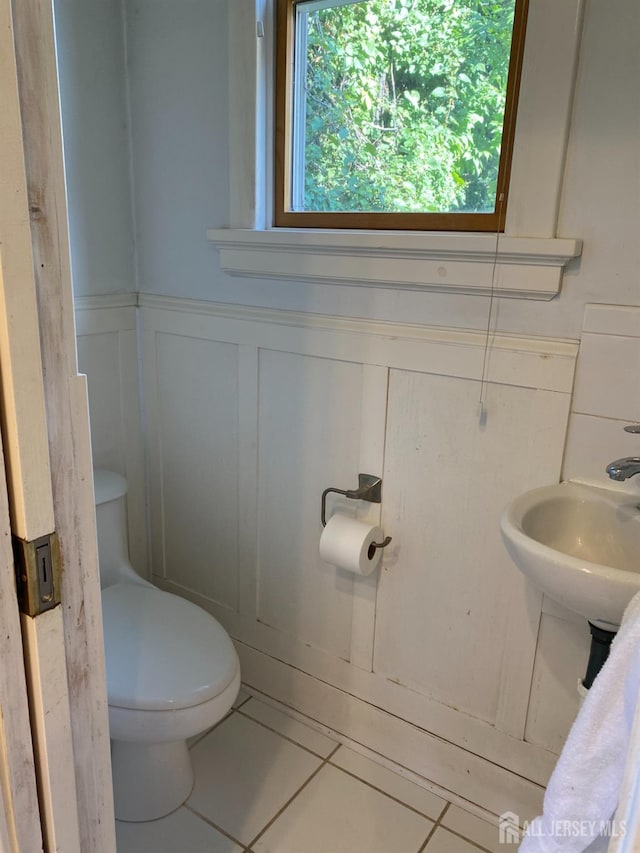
{"left": 94, "top": 469, "right": 131, "bottom": 589}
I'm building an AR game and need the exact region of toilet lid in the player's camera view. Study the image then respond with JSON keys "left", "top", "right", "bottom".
{"left": 102, "top": 583, "right": 239, "bottom": 711}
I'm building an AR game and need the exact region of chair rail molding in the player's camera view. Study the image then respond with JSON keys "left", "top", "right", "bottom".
{"left": 138, "top": 294, "right": 579, "bottom": 392}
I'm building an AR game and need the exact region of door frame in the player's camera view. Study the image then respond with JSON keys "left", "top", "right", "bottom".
{"left": 1, "top": 0, "right": 116, "bottom": 848}
{"left": 0, "top": 263, "right": 42, "bottom": 850}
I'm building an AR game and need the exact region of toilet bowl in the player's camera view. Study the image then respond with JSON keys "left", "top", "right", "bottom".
{"left": 94, "top": 470, "right": 240, "bottom": 822}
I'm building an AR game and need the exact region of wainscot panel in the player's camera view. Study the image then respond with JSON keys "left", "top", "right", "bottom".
{"left": 256, "top": 349, "right": 364, "bottom": 659}
{"left": 376, "top": 370, "right": 571, "bottom": 728}
{"left": 75, "top": 294, "right": 147, "bottom": 578}
{"left": 525, "top": 608, "right": 590, "bottom": 753}
{"left": 152, "top": 332, "right": 240, "bottom": 611}
{"left": 139, "top": 294, "right": 578, "bottom": 810}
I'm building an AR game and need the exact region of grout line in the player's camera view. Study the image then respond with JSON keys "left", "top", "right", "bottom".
{"left": 184, "top": 717, "right": 495, "bottom": 853}
{"left": 326, "top": 759, "right": 446, "bottom": 823}
{"left": 236, "top": 707, "right": 336, "bottom": 760}
{"left": 434, "top": 825, "right": 496, "bottom": 853}
{"left": 418, "top": 802, "right": 450, "bottom": 852}
{"left": 234, "top": 694, "right": 253, "bottom": 711}
{"left": 238, "top": 694, "right": 501, "bottom": 837}
{"left": 238, "top": 685, "right": 345, "bottom": 745}
{"left": 239, "top": 684, "right": 511, "bottom": 821}
{"left": 571, "top": 410, "right": 640, "bottom": 423}
{"left": 188, "top": 708, "right": 237, "bottom": 751}
{"left": 183, "top": 802, "right": 246, "bottom": 849}
{"left": 187, "top": 702, "right": 497, "bottom": 853}
{"left": 419, "top": 804, "right": 498, "bottom": 853}
{"left": 245, "top": 743, "right": 342, "bottom": 850}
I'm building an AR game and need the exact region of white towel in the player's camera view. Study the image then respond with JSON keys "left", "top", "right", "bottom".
{"left": 520, "top": 591, "right": 640, "bottom": 852}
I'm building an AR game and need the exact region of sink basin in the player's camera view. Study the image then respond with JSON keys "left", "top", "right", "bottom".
{"left": 500, "top": 481, "right": 640, "bottom": 629}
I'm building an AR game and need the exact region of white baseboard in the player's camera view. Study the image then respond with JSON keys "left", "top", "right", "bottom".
{"left": 238, "top": 681, "right": 509, "bottom": 828}
{"left": 236, "top": 640, "right": 545, "bottom": 822}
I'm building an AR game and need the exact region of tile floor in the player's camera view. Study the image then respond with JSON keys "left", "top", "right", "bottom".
{"left": 115, "top": 690, "right": 518, "bottom": 853}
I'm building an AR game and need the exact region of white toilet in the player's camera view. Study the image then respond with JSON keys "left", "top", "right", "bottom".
{"left": 94, "top": 469, "right": 240, "bottom": 822}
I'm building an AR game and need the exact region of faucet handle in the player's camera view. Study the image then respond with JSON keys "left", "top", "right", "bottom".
{"left": 624, "top": 425, "right": 640, "bottom": 434}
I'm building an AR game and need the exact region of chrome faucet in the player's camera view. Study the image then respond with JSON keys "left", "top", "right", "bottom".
{"left": 606, "top": 425, "right": 640, "bottom": 481}
{"left": 606, "top": 458, "right": 640, "bottom": 481}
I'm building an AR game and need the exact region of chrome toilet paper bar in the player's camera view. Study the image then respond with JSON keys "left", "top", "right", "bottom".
{"left": 321, "top": 474, "right": 392, "bottom": 553}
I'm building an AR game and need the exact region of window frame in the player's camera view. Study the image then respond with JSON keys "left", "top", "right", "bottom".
{"left": 274, "top": 0, "right": 530, "bottom": 232}
{"left": 210, "top": 0, "right": 584, "bottom": 301}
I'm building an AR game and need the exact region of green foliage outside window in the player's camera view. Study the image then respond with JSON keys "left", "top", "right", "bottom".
{"left": 297, "top": 0, "right": 516, "bottom": 214}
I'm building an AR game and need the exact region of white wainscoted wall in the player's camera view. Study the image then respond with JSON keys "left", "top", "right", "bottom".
{"left": 73, "top": 293, "right": 640, "bottom": 817}
{"left": 74, "top": 297, "right": 148, "bottom": 579}
{"left": 59, "top": 0, "right": 640, "bottom": 828}
{"left": 74, "top": 288, "right": 585, "bottom": 817}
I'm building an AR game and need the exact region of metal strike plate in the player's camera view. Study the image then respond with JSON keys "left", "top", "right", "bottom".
{"left": 13, "top": 532, "right": 60, "bottom": 616}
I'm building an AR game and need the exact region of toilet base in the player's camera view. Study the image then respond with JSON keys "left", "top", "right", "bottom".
{"left": 111, "top": 738, "right": 194, "bottom": 822}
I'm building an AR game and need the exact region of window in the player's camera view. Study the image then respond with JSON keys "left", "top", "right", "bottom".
{"left": 275, "top": 0, "right": 529, "bottom": 231}
{"left": 210, "top": 0, "right": 583, "bottom": 298}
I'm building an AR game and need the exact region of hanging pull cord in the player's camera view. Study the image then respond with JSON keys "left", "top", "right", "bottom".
{"left": 478, "top": 190, "right": 507, "bottom": 425}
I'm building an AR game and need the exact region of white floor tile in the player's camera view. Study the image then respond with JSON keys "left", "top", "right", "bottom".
{"left": 253, "top": 763, "right": 433, "bottom": 853}
{"left": 442, "top": 804, "right": 519, "bottom": 851}
{"left": 240, "top": 698, "right": 338, "bottom": 757}
{"left": 424, "top": 826, "right": 485, "bottom": 853}
{"left": 188, "top": 712, "right": 322, "bottom": 845}
{"left": 115, "top": 807, "right": 243, "bottom": 853}
{"left": 331, "top": 746, "right": 447, "bottom": 821}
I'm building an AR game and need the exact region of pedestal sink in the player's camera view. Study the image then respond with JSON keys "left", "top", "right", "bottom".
{"left": 500, "top": 481, "right": 640, "bottom": 630}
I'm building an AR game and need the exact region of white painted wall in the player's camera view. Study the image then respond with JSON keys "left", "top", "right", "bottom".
{"left": 125, "top": 0, "right": 229, "bottom": 298}
{"left": 124, "top": 0, "right": 640, "bottom": 340}
{"left": 54, "top": 0, "right": 136, "bottom": 297}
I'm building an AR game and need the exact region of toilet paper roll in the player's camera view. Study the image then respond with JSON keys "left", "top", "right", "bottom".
{"left": 319, "top": 513, "right": 384, "bottom": 576}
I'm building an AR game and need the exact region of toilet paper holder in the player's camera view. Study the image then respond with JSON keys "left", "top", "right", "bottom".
{"left": 321, "top": 474, "right": 392, "bottom": 552}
